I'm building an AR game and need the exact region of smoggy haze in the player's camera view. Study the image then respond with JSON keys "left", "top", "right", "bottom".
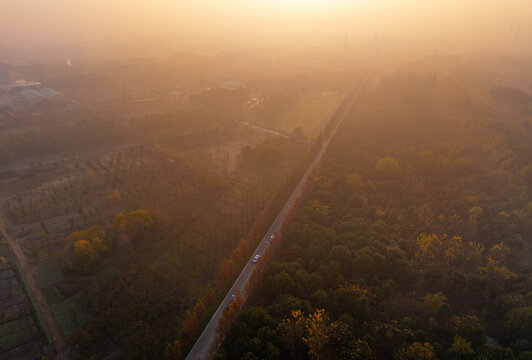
{"left": 1, "top": 0, "right": 531, "bottom": 61}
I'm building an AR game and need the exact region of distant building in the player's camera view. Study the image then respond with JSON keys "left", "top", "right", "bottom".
{"left": 0, "top": 65, "right": 14, "bottom": 86}
{"left": 39, "top": 87, "right": 61, "bottom": 98}
{"left": 217, "top": 80, "right": 245, "bottom": 90}
{"left": 20, "top": 89, "right": 45, "bottom": 104}
{"left": 20, "top": 87, "right": 62, "bottom": 104}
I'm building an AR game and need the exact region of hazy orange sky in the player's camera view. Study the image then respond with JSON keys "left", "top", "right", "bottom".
{"left": 1, "top": 0, "right": 531, "bottom": 57}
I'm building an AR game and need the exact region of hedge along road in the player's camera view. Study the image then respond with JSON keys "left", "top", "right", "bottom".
{"left": 184, "top": 76, "right": 370, "bottom": 360}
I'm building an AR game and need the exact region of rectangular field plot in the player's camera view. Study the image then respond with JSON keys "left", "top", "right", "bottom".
{"left": 51, "top": 298, "right": 91, "bottom": 338}
{"left": 0, "top": 262, "right": 46, "bottom": 358}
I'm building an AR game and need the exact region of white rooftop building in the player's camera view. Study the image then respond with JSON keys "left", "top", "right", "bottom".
{"left": 20, "top": 88, "right": 62, "bottom": 102}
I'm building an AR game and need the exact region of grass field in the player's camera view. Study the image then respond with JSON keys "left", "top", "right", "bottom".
{"left": 272, "top": 92, "right": 346, "bottom": 135}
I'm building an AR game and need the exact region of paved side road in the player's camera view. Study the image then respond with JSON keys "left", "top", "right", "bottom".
{"left": 185, "top": 78, "right": 368, "bottom": 360}
{"left": 239, "top": 122, "right": 311, "bottom": 142}
{"left": 0, "top": 216, "right": 69, "bottom": 360}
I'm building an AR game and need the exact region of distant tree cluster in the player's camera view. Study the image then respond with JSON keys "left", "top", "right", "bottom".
{"left": 490, "top": 86, "right": 531, "bottom": 106}
{"left": 0, "top": 109, "right": 231, "bottom": 167}
{"left": 64, "top": 209, "right": 153, "bottom": 275}
{"left": 0, "top": 119, "right": 122, "bottom": 166}
{"left": 66, "top": 225, "right": 107, "bottom": 274}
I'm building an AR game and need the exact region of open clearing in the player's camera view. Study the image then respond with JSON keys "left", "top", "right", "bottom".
{"left": 272, "top": 92, "right": 346, "bottom": 135}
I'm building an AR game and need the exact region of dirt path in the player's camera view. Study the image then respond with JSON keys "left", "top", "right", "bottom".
{"left": 0, "top": 215, "right": 70, "bottom": 360}
{"left": 239, "top": 121, "right": 311, "bottom": 142}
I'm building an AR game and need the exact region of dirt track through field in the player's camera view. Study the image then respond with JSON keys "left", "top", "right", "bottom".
{"left": 0, "top": 215, "right": 70, "bottom": 360}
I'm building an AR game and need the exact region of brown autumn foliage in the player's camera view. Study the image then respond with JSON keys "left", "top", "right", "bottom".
{"left": 194, "top": 300, "right": 207, "bottom": 323}
{"left": 215, "top": 291, "right": 244, "bottom": 346}
{"left": 213, "top": 135, "right": 334, "bottom": 291}
{"left": 164, "top": 340, "right": 182, "bottom": 360}
{"left": 202, "top": 285, "right": 215, "bottom": 308}
{"left": 180, "top": 310, "right": 199, "bottom": 345}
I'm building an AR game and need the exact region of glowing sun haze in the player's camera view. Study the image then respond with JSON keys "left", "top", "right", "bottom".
{"left": 265, "top": 0, "right": 348, "bottom": 11}
{"left": 1, "top": 0, "right": 531, "bottom": 56}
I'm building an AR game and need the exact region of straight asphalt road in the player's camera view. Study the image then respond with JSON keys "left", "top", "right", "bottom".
{"left": 185, "top": 78, "right": 367, "bottom": 360}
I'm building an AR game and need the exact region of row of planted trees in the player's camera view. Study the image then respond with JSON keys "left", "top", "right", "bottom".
{"left": 212, "top": 206, "right": 303, "bottom": 351}
{"left": 164, "top": 93, "right": 355, "bottom": 359}
{"left": 213, "top": 90, "right": 353, "bottom": 292}
{"left": 164, "top": 285, "right": 216, "bottom": 360}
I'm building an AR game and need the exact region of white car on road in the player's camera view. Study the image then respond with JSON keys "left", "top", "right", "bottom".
{"left": 227, "top": 294, "right": 236, "bottom": 308}
{"left": 266, "top": 234, "right": 274, "bottom": 245}
{"left": 252, "top": 254, "right": 261, "bottom": 263}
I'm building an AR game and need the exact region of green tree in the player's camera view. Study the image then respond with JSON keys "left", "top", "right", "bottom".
{"left": 486, "top": 346, "right": 514, "bottom": 360}
{"left": 505, "top": 306, "right": 532, "bottom": 341}
{"left": 447, "top": 335, "right": 475, "bottom": 360}
{"left": 72, "top": 240, "right": 100, "bottom": 274}
{"left": 342, "top": 339, "right": 374, "bottom": 360}
{"left": 519, "top": 352, "right": 532, "bottom": 360}
{"left": 272, "top": 271, "right": 295, "bottom": 295}
{"left": 375, "top": 157, "right": 401, "bottom": 172}
{"left": 457, "top": 316, "right": 486, "bottom": 349}
{"left": 113, "top": 209, "right": 154, "bottom": 242}
{"left": 329, "top": 245, "right": 352, "bottom": 269}
{"left": 423, "top": 292, "right": 447, "bottom": 315}
{"left": 397, "top": 342, "right": 437, "bottom": 360}
{"left": 279, "top": 309, "right": 306, "bottom": 360}
{"left": 302, "top": 309, "right": 331, "bottom": 360}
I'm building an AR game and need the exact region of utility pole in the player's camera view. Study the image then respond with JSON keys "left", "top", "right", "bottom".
{"left": 513, "top": 24, "right": 521, "bottom": 53}
{"left": 504, "top": 24, "right": 513, "bottom": 53}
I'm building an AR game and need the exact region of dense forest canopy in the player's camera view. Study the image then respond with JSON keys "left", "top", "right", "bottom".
{"left": 216, "top": 74, "right": 532, "bottom": 360}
